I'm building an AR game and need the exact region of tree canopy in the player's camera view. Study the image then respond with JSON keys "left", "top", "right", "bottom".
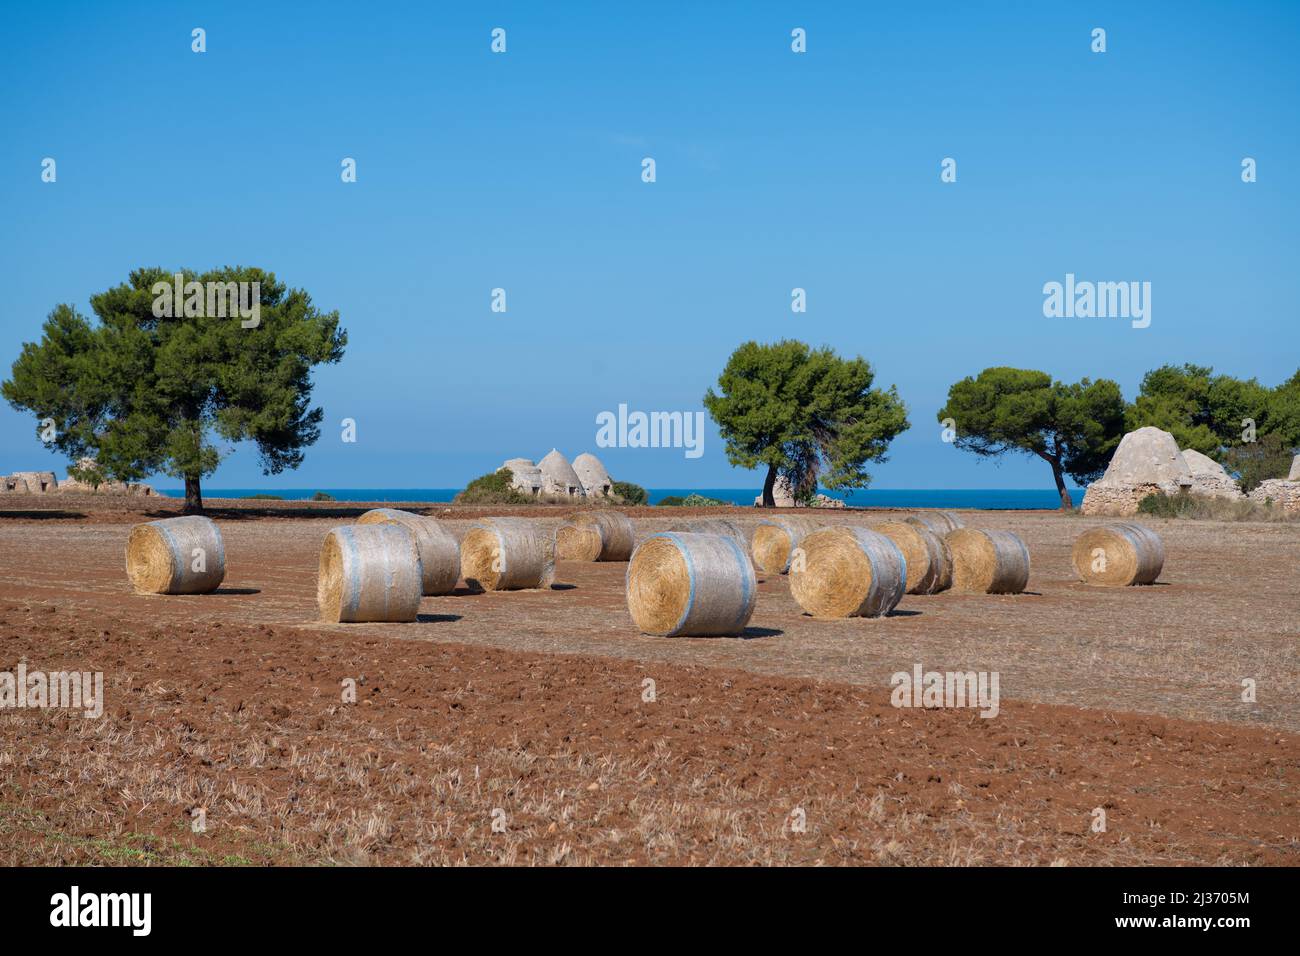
{"left": 702, "top": 340, "right": 909, "bottom": 507}
{"left": 938, "top": 367, "right": 1125, "bottom": 509}
{"left": 1261, "top": 368, "right": 1300, "bottom": 452}
{"left": 1125, "top": 363, "right": 1272, "bottom": 456}
{"left": 2, "top": 266, "right": 346, "bottom": 512}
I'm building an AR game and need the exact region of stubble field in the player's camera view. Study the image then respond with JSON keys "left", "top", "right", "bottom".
{"left": 0, "top": 496, "right": 1296, "bottom": 865}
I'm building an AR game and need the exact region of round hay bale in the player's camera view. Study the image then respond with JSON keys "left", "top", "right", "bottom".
{"left": 357, "top": 508, "right": 459, "bottom": 595}
{"left": 905, "top": 511, "right": 965, "bottom": 536}
{"left": 876, "top": 521, "right": 952, "bottom": 594}
{"left": 318, "top": 523, "right": 423, "bottom": 622}
{"left": 556, "top": 511, "right": 636, "bottom": 562}
{"left": 555, "top": 521, "right": 603, "bottom": 561}
{"left": 788, "top": 526, "right": 906, "bottom": 618}
{"left": 945, "top": 528, "right": 1030, "bottom": 594}
{"left": 125, "top": 515, "right": 226, "bottom": 594}
{"left": 750, "top": 516, "right": 824, "bottom": 574}
{"left": 666, "top": 518, "right": 753, "bottom": 562}
{"left": 461, "top": 517, "right": 556, "bottom": 591}
{"left": 626, "top": 532, "right": 756, "bottom": 636}
{"left": 1071, "top": 522, "right": 1164, "bottom": 586}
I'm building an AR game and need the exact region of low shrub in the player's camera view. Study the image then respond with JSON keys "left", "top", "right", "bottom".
{"left": 658, "top": 492, "right": 730, "bottom": 507}
{"left": 1136, "top": 490, "right": 1283, "bottom": 521}
{"left": 685, "top": 493, "right": 729, "bottom": 506}
{"left": 455, "top": 469, "right": 534, "bottom": 505}
{"left": 311, "top": 491, "right": 335, "bottom": 501}
{"left": 611, "top": 481, "right": 648, "bottom": 505}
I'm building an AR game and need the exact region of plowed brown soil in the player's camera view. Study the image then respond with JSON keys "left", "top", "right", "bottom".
{"left": 0, "top": 497, "right": 1296, "bottom": 865}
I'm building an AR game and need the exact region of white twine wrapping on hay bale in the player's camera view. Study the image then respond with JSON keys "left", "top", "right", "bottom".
{"left": 626, "top": 531, "right": 757, "bottom": 636}
{"left": 357, "top": 508, "right": 459, "bottom": 595}
{"left": 905, "top": 511, "right": 965, "bottom": 536}
{"left": 945, "top": 528, "right": 1030, "bottom": 594}
{"left": 317, "top": 523, "right": 423, "bottom": 623}
{"left": 788, "top": 526, "right": 907, "bottom": 618}
{"left": 750, "top": 515, "right": 824, "bottom": 574}
{"left": 125, "top": 515, "right": 226, "bottom": 594}
{"left": 556, "top": 511, "right": 636, "bottom": 562}
{"left": 1071, "top": 522, "right": 1164, "bottom": 586}
{"left": 666, "top": 518, "right": 754, "bottom": 563}
{"left": 461, "top": 517, "right": 556, "bottom": 591}
{"left": 876, "top": 520, "right": 953, "bottom": 594}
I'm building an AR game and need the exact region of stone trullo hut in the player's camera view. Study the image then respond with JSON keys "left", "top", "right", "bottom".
{"left": 572, "top": 452, "right": 612, "bottom": 498}
{"left": 1180, "top": 448, "right": 1244, "bottom": 500}
{"left": 502, "top": 458, "right": 543, "bottom": 497}
{"left": 751, "top": 474, "right": 846, "bottom": 508}
{"left": 1080, "top": 426, "right": 1192, "bottom": 515}
{"left": 2, "top": 470, "right": 57, "bottom": 493}
{"left": 0, "top": 456, "right": 154, "bottom": 496}
{"left": 1082, "top": 426, "right": 1300, "bottom": 516}
{"left": 538, "top": 449, "right": 586, "bottom": 498}
{"left": 54, "top": 457, "right": 155, "bottom": 496}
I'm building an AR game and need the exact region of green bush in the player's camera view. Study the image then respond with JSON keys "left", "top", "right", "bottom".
{"left": 242, "top": 493, "right": 284, "bottom": 500}
{"left": 311, "top": 491, "right": 335, "bottom": 501}
{"left": 1136, "top": 492, "right": 1193, "bottom": 518}
{"left": 1221, "top": 432, "right": 1295, "bottom": 494}
{"left": 611, "top": 481, "right": 648, "bottom": 505}
{"left": 682, "top": 493, "right": 729, "bottom": 507}
{"left": 455, "top": 468, "right": 533, "bottom": 505}
{"left": 657, "top": 493, "right": 730, "bottom": 507}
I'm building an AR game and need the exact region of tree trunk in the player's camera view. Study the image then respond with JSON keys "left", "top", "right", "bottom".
{"left": 1050, "top": 460, "right": 1073, "bottom": 511}
{"left": 184, "top": 475, "right": 204, "bottom": 514}
{"left": 762, "top": 464, "right": 778, "bottom": 508}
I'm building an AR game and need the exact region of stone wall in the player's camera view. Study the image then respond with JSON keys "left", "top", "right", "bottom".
{"left": 1249, "top": 479, "right": 1300, "bottom": 516}
{"left": 0, "top": 469, "right": 153, "bottom": 496}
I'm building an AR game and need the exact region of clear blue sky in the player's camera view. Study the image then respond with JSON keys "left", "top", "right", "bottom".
{"left": 1, "top": 1, "right": 1296, "bottom": 491}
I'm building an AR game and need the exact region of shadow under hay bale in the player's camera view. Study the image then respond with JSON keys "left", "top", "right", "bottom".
{"left": 876, "top": 520, "right": 952, "bottom": 594}
{"left": 789, "top": 526, "right": 906, "bottom": 618}
{"left": 357, "top": 508, "right": 459, "bottom": 595}
{"left": 1072, "top": 522, "right": 1165, "bottom": 586}
{"left": 750, "top": 515, "right": 824, "bottom": 575}
{"left": 945, "top": 528, "right": 1030, "bottom": 594}
{"left": 461, "top": 517, "right": 556, "bottom": 591}
{"left": 125, "top": 515, "right": 226, "bottom": 594}
{"left": 318, "top": 524, "right": 423, "bottom": 623}
{"left": 626, "top": 532, "right": 756, "bottom": 636}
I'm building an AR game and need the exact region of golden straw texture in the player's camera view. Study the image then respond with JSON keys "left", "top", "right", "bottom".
{"left": 317, "top": 523, "right": 423, "bottom": 622}
{"left": 125, "top": 515, "right": 226, "bottom": 594}
{"left": 626, "top": 531, "right": 757, "bottom": 636}
{"left": 788, "top": 526, "right": 907, "bottom": 618}
{"left": 946, "top": 528, "right": 1030, "bottom": 594}
{"left": 357, "top": 509, "right": 459, "bottom": 595}
{"left": 1071, "top": 522, "right": 1164, "bottom": 586}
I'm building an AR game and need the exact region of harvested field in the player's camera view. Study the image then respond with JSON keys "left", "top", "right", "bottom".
{"left": 0, "top": 497, "right": 1297, "bottom": 865}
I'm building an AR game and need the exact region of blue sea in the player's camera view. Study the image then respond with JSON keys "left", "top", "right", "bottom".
{"left": 158, "top": 487, "right": 1085, "bottom": 510}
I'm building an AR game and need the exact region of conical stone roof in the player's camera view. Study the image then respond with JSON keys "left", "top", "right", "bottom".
{"left": 572, "top": 452, "right": 612, "bottom": 497}
{"left": 538, "top": 449, "right": 585, "bottom": 497}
